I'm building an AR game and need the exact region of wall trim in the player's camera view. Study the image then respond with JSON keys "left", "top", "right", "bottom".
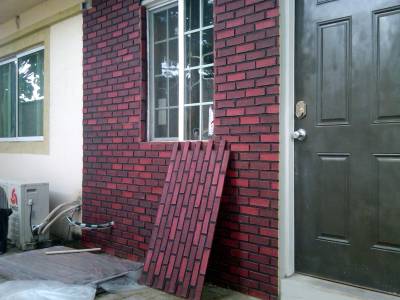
{"left": 279, "top": 0, "right": 296, "bottom": 284}
{"left": 141, "top": 0, "right": 176, "bottom": 10}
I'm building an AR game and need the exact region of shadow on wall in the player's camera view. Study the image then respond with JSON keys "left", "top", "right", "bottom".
{"left": 49, "top": 191, "right": 82, "bottom": 240}
{"left": 206, "top": 177, "right": 237, "bottom": 287}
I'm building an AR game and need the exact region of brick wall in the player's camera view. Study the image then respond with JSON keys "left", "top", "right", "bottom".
{"left": 82, "top": 0, "right": 279, "bottom": 299}
{"left": 209, "top": 1, "right": 279, "bottom": 298}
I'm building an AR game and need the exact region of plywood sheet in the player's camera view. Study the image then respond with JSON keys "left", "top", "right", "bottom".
{"left": 141, "top": 141, "right": 230, "bottom": 299}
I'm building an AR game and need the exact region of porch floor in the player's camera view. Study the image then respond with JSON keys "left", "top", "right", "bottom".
{"left": 0, "top": 246, "right": 256, "bottom": 300}
{"left": 281, "top": 274, "right": 400, "bottom": 300}
{"left": 96, "top": 284, "right": 258, "bottom": 300}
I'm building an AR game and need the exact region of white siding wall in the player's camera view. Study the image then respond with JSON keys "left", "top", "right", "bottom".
{"left": 0, "top": 14, "right": 83, "bottom": 238}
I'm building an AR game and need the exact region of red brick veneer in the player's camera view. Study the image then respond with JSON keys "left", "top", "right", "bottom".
{"left": 82, "top": 0, "right": 279, "bottom": 299}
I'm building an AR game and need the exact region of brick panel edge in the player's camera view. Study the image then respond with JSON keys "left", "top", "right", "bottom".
{"left": 82, "top": 0, "right": 279, "bottom": 299}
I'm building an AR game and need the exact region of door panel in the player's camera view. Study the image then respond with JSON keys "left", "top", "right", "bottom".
{"left": 317, "top": 154, "right": 350, "bottom": 244}
{"left": 317, "top": 19, "right": 351, "bottom": 125}
{"left": 374, "top": 7, "right": 400, "bottom": 122}
{"left": 373, "top": 155, "right": 400, "bottom": 250}
{"left": 295, "top": 0, "right": 400, "bottom": 294}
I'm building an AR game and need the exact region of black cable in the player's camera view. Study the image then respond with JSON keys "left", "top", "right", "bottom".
{"left": 29, "top": 203, "right": 33, "bottom": 237}
{"left": 66, "top": 209, "right": 77, "bottom": 240}
{"left": 66, "top": 216, "right": 114, "bottom": 230}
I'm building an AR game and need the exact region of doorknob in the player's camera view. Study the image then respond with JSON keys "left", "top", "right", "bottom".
{"left": 292, "top": 129, "right": 307, "bottom": 141}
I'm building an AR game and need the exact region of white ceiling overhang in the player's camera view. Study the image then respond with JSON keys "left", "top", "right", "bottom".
{"left": 0, "top": 0, "right": 48, "bottom": 24}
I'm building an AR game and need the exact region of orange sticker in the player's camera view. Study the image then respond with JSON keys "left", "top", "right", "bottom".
{"left": 10, "top": 188, "right": 18, "bottom": 207}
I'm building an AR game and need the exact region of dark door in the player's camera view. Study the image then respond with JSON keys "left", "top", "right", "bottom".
{"left": 295, "top": 0, "right": 400, "bottom": 294}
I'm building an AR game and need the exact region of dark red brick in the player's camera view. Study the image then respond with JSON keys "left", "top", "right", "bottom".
{"left": 82, "top": 0, "right": 280, "bottom": 298}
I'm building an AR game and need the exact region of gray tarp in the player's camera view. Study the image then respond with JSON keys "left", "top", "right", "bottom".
{"left": 0, "top": 281, "right": 96, "bottom": 300}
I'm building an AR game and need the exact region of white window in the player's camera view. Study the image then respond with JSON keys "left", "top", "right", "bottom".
{"left": 0, "top": 47, "right": 45, "bottom": 141}
{"left": 147, "top": 0, "right": 214, "bottom": 141}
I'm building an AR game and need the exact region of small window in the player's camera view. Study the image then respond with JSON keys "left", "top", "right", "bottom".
{"left": 0, "top": 47, "right": 44, "bottom": 141}
{"left": 148, "top": 0, "right": 214, "bottom": 141}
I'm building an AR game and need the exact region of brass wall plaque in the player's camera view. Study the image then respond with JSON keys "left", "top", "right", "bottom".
{"left": 296, "top": 101, "right": 307, "bottom": 119}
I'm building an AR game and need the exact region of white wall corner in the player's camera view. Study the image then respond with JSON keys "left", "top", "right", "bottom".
{"left": 279, "top": 0, "right": 296, "bottom": 284}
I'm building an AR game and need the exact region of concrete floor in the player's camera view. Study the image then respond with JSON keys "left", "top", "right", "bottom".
{"left": 0, "top": 272, "right": 255, "bottom": 300}
{"left": 96, "top": 284, "right": 257, "bottom": 300}
{"left": 281, "top": 274, "right": 400, "bottom": 300}
{"left": 0, "top": 247, "right": 255, "bottom": 300}
{"left": 4, "top": 247, "right": 398, "bottom": 300}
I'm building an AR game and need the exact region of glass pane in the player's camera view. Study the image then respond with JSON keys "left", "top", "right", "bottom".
{"left": 168, "top": 7, "right": 178, "bottom": 38}
{"left": 202, "top": 29, "right": 214, "bottom": 65}
{"left": 169, "top": 38, "right": 178, "bottom": 71}
{"left": 185, "top": 32, "right": 200, "bottom": 68}
{"left": 155, "top": 109, "right": 168, "bottom": 138}
{"left": 169, "top": 76, "right": 178, "bottom": 107}
{"left": 201, "top": 67, "right": 214, "bottom": 102}
{"left": 185, "top": 70, "right": 200, "bottom": 104}
{"left": 154, "top": 42, "right": 167, "bottom": 75}
{"left": 154, "top": 11, "right": 167, "bottom": 42}
{"left": 185, "top": 0, "right": 200, "bottom": 31}
{"left": 202, "top": 104, "right": 213, "bottom": 140}
{"left": 185, "top": 105, "right": 200, "bottom": 140}
{"left": 0, "top": 62, "right": 16, "bottom": 138}
{"left": 151, "top": 6, "right": 179, "bottom": 140}
{"left": 203, "top": 0, "right": 214, "bottom": 27}
{"left": 18, "top": 50, "right": 44, "bottom": 137}
{"left": 155, "top": 77, "right": 167, "bottom": 108}
{"left": 169, "top": 108, "right": 178, "bottom": 137}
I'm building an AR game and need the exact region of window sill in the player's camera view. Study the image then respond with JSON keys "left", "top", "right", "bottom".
{"left": 149, "top": 139, "right": 212, "bottom": 142}
{"left": 0, "top": 137, "right": 44, "bottom": 143}
{"left": 150, "top": 138, "right": 179, "bottom": 142}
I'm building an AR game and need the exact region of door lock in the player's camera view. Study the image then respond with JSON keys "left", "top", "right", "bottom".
{"left": 296, "top": 101, "right": 307, "bottom": 119}
{"left": 292, "top": 129, "right": 307, "bottom": 141}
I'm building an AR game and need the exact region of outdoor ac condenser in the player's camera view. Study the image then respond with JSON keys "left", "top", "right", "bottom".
{"left": 0, "top": 180, "right": 49, "bottom": 250}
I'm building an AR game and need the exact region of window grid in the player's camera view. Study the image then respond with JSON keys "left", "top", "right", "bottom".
{"left": 149, "top": 0, "right": 214, "bottom": 141}
{"left": 165, "top": 7, "right": 171, "bottom": 137}
{"left": 15, "top": 59, "right": 18, "bottom": 139}
{"left": 0, "top": 46, "right": 44, "bottom": 142}
{"left": 150, "top": 4, "right": 179, "bottom": 140}
{"left": 178, "top": 0, "right": 185, "bottom": 140}
{"left": 183, "top": 0, "right": 214, "bottom": 141}
{"left": 153, "top": 36, "right": 178, "bottom": 46}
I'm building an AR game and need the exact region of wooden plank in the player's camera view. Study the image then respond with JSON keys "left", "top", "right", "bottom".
{"left": 45, "top": 248, "right": 101, "bottom": 255}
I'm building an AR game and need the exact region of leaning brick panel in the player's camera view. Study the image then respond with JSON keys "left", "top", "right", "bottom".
{"left": 141, "top": 141, "right": 230, "bottom": 299}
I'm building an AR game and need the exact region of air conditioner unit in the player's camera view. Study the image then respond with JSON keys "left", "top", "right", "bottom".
{"left": 0, "top": 180, "right": 49, "bottom": 250}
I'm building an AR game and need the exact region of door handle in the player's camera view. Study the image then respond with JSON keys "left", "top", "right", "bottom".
{"left": 292, "top": 128, "right": 307, "bottom": 141}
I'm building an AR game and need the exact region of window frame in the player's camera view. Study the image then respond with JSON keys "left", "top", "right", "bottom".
{"left": 0, "top": 45, "right": 45, "bottom": 142}
{"left": 148, "top": 2, "right": 180, "bottom": 141}
{"left": 146, "top": 0, "right": 214, "bottom": 141}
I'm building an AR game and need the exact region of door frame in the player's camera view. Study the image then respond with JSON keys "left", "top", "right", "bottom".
{"left": 278, "top": 0, "right": 296, "bottom": 281}
{"left": 278, "top": 2, "right": 400, "bottom": 298}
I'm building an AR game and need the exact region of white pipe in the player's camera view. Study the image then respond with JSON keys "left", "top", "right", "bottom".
{"left": 35, "top": 202, "right": 79, "bottom": 235}
{"left": 43, "top": 199, "right": 80, "bottom": 224}
{"left": 39, "top": 204, "right": 81, "bottom": 235}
